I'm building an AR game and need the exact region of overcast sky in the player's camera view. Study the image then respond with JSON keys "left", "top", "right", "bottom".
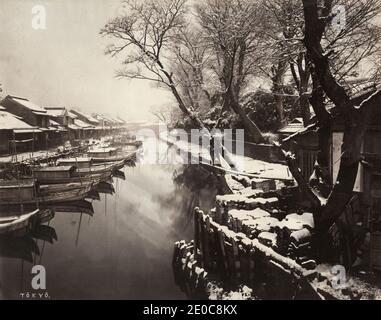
{"left": 0, "top": 0, "right": 173, "bottom": 122}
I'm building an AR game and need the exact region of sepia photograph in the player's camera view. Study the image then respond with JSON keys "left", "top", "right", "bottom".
{"left": 0, "top": 0, "right": 381, "bottom": 307}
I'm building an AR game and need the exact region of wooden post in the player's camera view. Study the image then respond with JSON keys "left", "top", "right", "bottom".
{"left": 202, "top": 215, "right": 211, "bottom": 270}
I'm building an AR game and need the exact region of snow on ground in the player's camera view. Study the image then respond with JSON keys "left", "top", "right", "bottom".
{"left": 160, "top": 131, "right": 292, "bottom": 181}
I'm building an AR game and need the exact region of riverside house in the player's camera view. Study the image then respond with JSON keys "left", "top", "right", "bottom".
{"left": 0, "top": 107, "right": 40, "bottom": 155}
{"left": 0, "top": 95, "right": 51, "bottom": 150}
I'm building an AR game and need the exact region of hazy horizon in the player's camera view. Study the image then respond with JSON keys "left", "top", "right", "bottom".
{"left": 0, "top": 0, "right": 173, "bottom": 122}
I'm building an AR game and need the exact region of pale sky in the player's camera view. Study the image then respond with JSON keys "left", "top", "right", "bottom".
{"left": 0, "top": 0, "right": 173, "bottom": 122}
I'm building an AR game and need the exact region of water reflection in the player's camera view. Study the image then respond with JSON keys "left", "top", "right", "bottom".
{"left": 0, "top": 141, "right": 219, "bottom": 299}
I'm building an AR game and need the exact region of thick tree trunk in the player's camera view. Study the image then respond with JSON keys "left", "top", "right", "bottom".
{"left": 219, "top": 50, "right": 265, "bottom": 144}
{"left": 318, "top": 97, "right": 378, "bottom": 228}
{"left": 230, "top": 98, "right": 265, "bottom": 144}
{"left": 308, "top": 72, "right": 332, "bottom": 197}
{"left": 301, "top": 0, "right": 381, "bottom": 230}
{"left": 299, "top": 73, "right": 311, "bottom": 126}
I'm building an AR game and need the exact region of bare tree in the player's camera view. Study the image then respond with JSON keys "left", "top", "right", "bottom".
{"left": 100, "top": 0, "right": 204, "bottom": 129}
{"left": 195, "top": 0, "right": 266, "bottom": 143}
{"left": 169, "top": 26, "right": 215, "bottom": 117}
{"left": 264, "top": 0, "right": 381, "bottom": 128}
{"left": 288, "top": 0, "right": 381, "bottom": 230}
{"left": 262, "top": 0, "right": 311, "bottom": 125}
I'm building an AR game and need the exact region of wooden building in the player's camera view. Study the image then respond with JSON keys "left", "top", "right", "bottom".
{"left": 282, "top": 85, "right": 381, "bottom": 269}
{"left": 68, "top": 110, "right": 100, "bottom": 140}
{"left": 0, "top": 95, "right": 52, "bottom": 149}
{"left": 45, "top": 106, "right": 69, "bottom": 126}
{"left": 44, "top": 107, "right": 70, "bottom": 146}
{"left": 67, "top": 111, "right": 82, "bottom": 141}
{"left": 280, "top": 120, "right": 319, "bottom": 181}
{"left": 0, "top": 109, "right": 40, "bottom": 155}
{"left": 70, "top": 109, "right": 100, "bottom": 127}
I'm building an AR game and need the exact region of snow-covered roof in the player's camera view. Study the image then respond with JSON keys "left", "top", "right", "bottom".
{"left": 84, "top": 114, "right": 99, "bottom": 124}
{"left": 74, "top": 119, "right": 93, "bottom": 128}
{"left": 343, "top": 78, "right": 379, "bottom": 99}
{"left": 0, "top": 111, "right": 36, "bottom": 130}
{"left": 49, "top": 119, "right": 60, "bottom": 126}
{"left": 68, "top": 111, "right": 78, "bottom": 119}
{"left": 95, "top": 114, "right": 117, "bottom": 124}
{"left": 45, "top": 107, "right": 67, "bottom": 117}
{"left": 68, "top": 123, "right": 80, "bottom": 130}
{"left": 278, "top": 118, "right": 305, "bottom": 134}
{"left": 8, "top": 96, "right": 47, "bottom": 113}
{"left": 71, "top": 109, "right": 99, "bottom": 124}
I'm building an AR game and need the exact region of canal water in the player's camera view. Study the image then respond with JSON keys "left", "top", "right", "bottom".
{"left": 0, "top": 140, "right": 218, "bottom": 299}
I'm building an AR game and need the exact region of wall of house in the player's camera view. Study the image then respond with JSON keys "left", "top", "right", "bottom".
{"left": 0, "top": 130, "right": 11, "bottom": 154}
{"left": 13, "top": 132, "right": 35, "bottom": 153}
{"left": 37, "top": 115, "right": 48, "bottom": 128}
{"left": 1, "top": 100, "right": 38, "bottom": 126}
{"left": 331, "top": 131, "right": 363, "bottom": 192}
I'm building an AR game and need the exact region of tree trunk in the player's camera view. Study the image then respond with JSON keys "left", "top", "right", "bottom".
{"left": 299, "top": 73, "right": 311, "bottom": 126}
{"left": 230, "top": 97, "right": 265, "bottom": 144}
{"left": 317, "top": 96, "right": 379, "bottom": 228}
{"left": 272, "top": 60, "right": 288, "bottom": 127}
{"left": 220, "top": 49, "right": 265, "bottom": 144}
{"left": 299, "top": 0, "right": 380, "bottom": 231}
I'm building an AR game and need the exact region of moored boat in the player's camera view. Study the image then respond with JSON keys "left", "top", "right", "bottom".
{"left": 76, "top": 161, "right": 123, "bottom": 175}
{"left": 0, "top": 179, "right": 36, "bottom": 204}
{"left": 37, "top": 184, "right": 93, "bottom": 204}
{"left": 56, "top": 157, "right": 93, "bottom": 168}
{"left": 0, "top": 178, "right": 92, "bottom": 205}
{"left": 0, "top": 210, "right": 39, "bottom": 235}
{"left": 39, "top": 181, "right": 94, "bottom": 194}
{"left": 86, "top": 147, "right": 134, "bottom": 164}
{"left": 32, "top": 165, "right": 106, "bottom": 184}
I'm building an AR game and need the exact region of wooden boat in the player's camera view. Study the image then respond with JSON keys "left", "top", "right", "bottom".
{"left": 56, "top": 157, "right": 93, "bottom": 168}
{"left": 0, "top": 210, "right": 38, "bottom": 235}
{"left": 0, "top": 179, "right": 92, "bottom": 205}
{"left": 77, "top": 161, "right": 123, "bottom": 175}
{"left": 35, "top": 208, "right": 55, "bottom": 224}
{"left": 0, "top": 179, "right": 36, "bottom": 204}
{"left": 87, "top": 147, "right": 118, "bottom": 157}
{"left": 37, "top": 184, "right": 93, "bottom": 204}
{"left": 57, "top": 157, "right": 124, "bottom": 169}
{"left": 39, "top": 181, "right": 94, "bottom": 194}
{"left": 32, "top": 165, "right": 107, "bottom": 184}
{"left": 86, "top": 147, "right": 134, "bottom": 164}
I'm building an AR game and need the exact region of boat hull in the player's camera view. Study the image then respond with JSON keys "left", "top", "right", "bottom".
{"left": 0, "top": 184, "right": 92, "bottom": 205}
{"left": 0, "top": 210, "right": 39, "bottom": 235}
{"left": 35, "top": 173, "right": 106, "bottom": 185}
{"left": 77, "top": 162, "right": 122, "bottom": 175}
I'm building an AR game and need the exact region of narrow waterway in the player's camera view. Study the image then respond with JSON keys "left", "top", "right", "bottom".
{"left": 0, "top": 140, "right": 218, "bottom": 299}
